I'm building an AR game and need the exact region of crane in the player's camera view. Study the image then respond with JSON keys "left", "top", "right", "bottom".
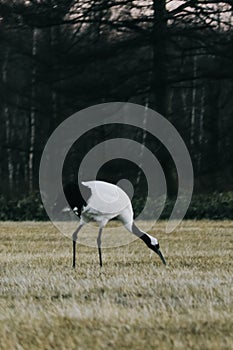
{"left": 72, "top": 180, "right": 166, "bottom": 268}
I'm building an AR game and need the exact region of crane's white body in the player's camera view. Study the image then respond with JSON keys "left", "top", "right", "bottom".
{"left": 72, "top": 180, "right": 166, "bottom": 267}
{"left": 81, "top": 181, "right": 134, "bottom": 228}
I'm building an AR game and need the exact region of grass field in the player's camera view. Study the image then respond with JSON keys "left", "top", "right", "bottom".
{"left": 0, "top": 221, "right": 232, "bottom": 350}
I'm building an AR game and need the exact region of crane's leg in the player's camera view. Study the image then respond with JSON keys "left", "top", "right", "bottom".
{"left": 72, "top": 224, "right": 83, "bottom": 268}
{"left": 97, "top": 227, "right": 103, "bottom": 267}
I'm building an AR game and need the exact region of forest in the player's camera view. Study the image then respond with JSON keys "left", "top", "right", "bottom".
{"left": 0, "top": 0, "right": 233, "bottom": 219}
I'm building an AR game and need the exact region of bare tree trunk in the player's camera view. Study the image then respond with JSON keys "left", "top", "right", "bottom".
{"left": 180, "top": 54, "right": 188, "bottom": 119}
{"left": 13, "top": 95, "right": 21, "bottom": 191}
{"left": 190, "top": 54, "right": 197, "bottom": 147}
{"left": 167, "top": 88, "right": 174, "bottom": 116}
{"left": 29, "top": 28, "right": 38, "bottom": 192}
{"left": 2, "top": 49, "right": 13, "bottom": 191}
{"left": 198, "top": 85, "right": 205, "bottom": 172}
{"left": 5, "top": 110, "right": 13, "bottom": 191}
{"left": 151, "top": 0, "right": 167, "bottom": 116}
{"left": 136, "top": 97, "right": 148, "bottom": 186}
{"left": 50, "top": 26, "right": 59, "bottom": 126}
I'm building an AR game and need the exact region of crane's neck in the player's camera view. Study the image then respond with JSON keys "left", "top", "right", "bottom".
{"left": 130, "top": 222, "right": 166, "bottom": 265}
{"left": 131, "top": 222, "right": 156, "bottom": 247}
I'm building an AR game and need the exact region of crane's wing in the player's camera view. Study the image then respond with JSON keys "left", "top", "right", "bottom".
{"left": 82, "top": 181, "right": 131, "bottom": 215}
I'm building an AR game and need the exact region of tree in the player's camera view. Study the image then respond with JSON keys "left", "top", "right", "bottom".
{"left": 0, "top": 0, "right": 233, "bottom": 198}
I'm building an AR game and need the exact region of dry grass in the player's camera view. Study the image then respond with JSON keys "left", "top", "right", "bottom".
{"left": 0, "top": 221, "right": 233, "bottom": 350}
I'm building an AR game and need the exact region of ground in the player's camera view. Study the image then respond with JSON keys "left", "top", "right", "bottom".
{"left": 0, "top": 221, "right": 232, "bottom": 350}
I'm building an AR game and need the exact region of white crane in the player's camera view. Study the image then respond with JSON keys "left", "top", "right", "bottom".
{"left": 72, "top": 180, "right": 166, "bottom": 268}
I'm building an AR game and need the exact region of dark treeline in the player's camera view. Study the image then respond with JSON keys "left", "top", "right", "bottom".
{"left": 0, "top": 0, "right": 233, "bottom": 216}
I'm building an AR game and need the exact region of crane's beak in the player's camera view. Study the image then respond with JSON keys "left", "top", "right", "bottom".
{"left": 153, "top": 245, "right": 166, "bottom": 265}
{"left": 156, "top": 249, "right": 166, "bottom": 265}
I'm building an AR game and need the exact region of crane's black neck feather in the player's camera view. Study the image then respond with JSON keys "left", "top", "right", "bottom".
{"left": 132, "top": 222, "right": 151, "bottom": 247}
{"left": 55, "top": 182, "right": 91, "bottom": 217}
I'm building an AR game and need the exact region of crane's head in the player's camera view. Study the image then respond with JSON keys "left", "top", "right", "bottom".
{"left": 131, "top": 223, "right": 167, "bottom": 265}
{"left": 150, "top": 236, "right": 167, "bottom": 265}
